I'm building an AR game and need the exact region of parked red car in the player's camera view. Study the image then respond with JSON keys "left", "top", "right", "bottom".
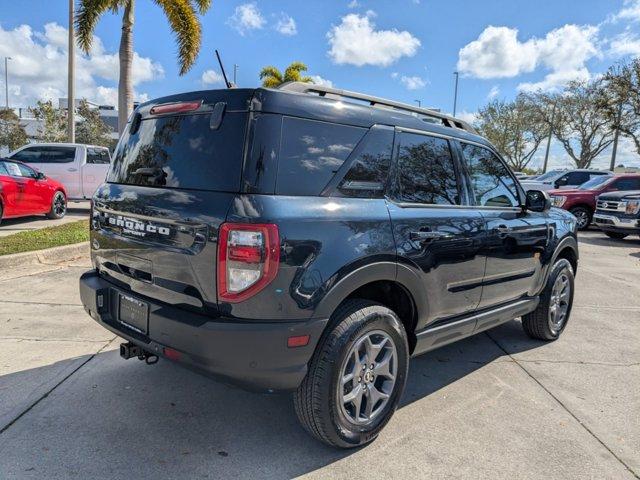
{"left": 548, "top": 174, "right": 640, "bottom": 229}
{"left": 0, "top": 159, "right": 67, "bottom": 224}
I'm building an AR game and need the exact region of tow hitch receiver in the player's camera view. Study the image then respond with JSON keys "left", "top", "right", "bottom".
{"left": 120, "top": 342, "right": 158, "bottom": 365}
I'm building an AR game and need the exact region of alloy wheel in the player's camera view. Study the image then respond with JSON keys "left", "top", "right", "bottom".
{"left": 53, "top": 193, "right": 66, "bottom": 217}
{"left": 339, "top": 330, "right": 398, "bottom": 425}
{"left": 549, "top": 271, "right": 571, "bottom": 334}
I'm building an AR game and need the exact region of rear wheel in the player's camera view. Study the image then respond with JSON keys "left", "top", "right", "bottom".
{"left": 47, "top": 191, "right": 66, "bottom": 219}
{"left": 569, "top": 206, "right": 591, "bottom": 230}
{"left": 604, "top": 231, "right": 628, "bottom": 240}
{"left": 294, "top": 299, "right": 409, "bottom": 448}
{"left": 522, "top": 258, "right": 574, "bottom": 341}
{"left": 0, "top": 202, "right": 3, "bottom": 225}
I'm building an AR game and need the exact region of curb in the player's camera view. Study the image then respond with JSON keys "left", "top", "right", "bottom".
{"left": 0, "top": 242, "right": 90, "bottom": 269}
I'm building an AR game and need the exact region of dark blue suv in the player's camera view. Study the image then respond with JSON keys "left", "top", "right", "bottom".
{"left": 80, "top": 83, "right": 579, "bottom": 448}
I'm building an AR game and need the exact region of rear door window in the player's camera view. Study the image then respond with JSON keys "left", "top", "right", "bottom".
{"left": 11, "top": 146, "right": 76, "bottom": 164}
{"left": 394, "top": 132, "right": 460, "bottom": 205}
{"left": 614, "top": 177, "right": 640, "bottom": 190}
{"left": 107, "top": 112, "right": 247, "bottom": 191}
{"left": 276, "top": 117, "right": 365, "bottom": 196}
{"left": 87, "top": 148, "right": 110, "bottom": 164}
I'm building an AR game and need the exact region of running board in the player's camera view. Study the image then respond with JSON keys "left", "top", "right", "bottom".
{"left": 413, "top": 298, "right": 539, "bottom": 356}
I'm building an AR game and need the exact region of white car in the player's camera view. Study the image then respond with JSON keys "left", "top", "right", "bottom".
{"left": 8, "top": 143, "right": 111, "bottom": 200}
{"left": 520, "top": 169, "right": 612, "bottom": 192}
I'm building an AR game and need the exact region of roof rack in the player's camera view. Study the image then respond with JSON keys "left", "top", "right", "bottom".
{"left": 277, "top": 82, "right": 477, "bottom": 134}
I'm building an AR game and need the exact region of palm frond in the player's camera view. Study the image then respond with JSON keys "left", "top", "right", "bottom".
{"left": 259, "top": 66, "right": 283, "bottom": 81}
{"left": 261, "top": 77, "right": 282, "bottom": 88}
{"left": 75, "top": 0, "right": 117, "bottom": 53}
{"left": 283, "top": 61, "right": 308, "bottom": 83}
{"left": 190, "top": 0, "right": 212, "bottom": 15}
{"left": 155, "top": 0, "right": 201, "bottom": 75}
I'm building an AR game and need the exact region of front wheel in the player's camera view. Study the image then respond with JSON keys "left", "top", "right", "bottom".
{"left": 604, "top": 231, "right": 628, "bottom": 240}
{"left": 522, "top": 258, "right": 574, "bottom": 341}
{"left": 46, "top": 191, "right": 67, "bottom": 219}
{"left": 294, "top": 300, "right": 409, "bottom": 448}
{"left": 569, "top": 206, "right": 591, "bottom": 230}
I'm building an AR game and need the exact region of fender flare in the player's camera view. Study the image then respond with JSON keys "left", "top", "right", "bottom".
{"left": 312, "top": 261, "right": 429, "bottom": 327}
{"left": 534, "top": 235, "right": 579, "bottom": 296}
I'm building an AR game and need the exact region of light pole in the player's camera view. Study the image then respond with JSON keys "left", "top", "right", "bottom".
{"left": 414, "top": 100, "right": 421, "bottom": 108}
{"left": 453, "top": 71, "right": 459, "bottom": 116}
{"left": 233, "top": 64, "right": 239, "bottom": 85}
{"left": 609, "top": 102, "right": 624, "bottom": 172}
{"left": 4, "top": 57, "right": 11, "bottom": 110}
{"left": 67, "top": 0, "right": 75, "bottom": 143}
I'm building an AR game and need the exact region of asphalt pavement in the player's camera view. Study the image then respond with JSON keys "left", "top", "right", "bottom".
{"left": 0, "top": 201, "right": 90, "bottom": 237}
{"left": 0, "top": 230, "right": 638, "bottom": 479}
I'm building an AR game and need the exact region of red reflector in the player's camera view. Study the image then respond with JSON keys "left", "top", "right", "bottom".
{"left": 228, "top": 245, "right": 262, "bottom": 263}
{"left": 287, "top": 335, "right": 310, "bottom": 348}
{"left": 150, "top": 100, "right": 202, "bottom": 115}
{"left": 163, "top": 347, "right": 181, "bottom": 361}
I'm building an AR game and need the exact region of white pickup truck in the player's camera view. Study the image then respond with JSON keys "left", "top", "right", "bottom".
{"left": 8, "top": 143, "right": 111, "bottom": 200}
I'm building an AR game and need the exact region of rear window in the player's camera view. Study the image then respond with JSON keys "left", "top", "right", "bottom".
{"left": 107, "top": 112, "right": 247, "bottom": 191}
{"left": 276, "top": 117, "right": 365, "bottom": 196}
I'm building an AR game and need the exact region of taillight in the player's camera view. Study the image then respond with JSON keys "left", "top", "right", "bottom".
{"left": 217, "top": 223, "right": 279, "bottom": 303}
{"left": 149, "top": 100, "right": 202, "bottom": 115}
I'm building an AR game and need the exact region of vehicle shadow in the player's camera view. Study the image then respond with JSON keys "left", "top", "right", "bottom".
{"left": 578, "top": 234, "right": 640, "bottom": 248}
{"left": 0, "top": 320, "right": 549, "bottom": 479}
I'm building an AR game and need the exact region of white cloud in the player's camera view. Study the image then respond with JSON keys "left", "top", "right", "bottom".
{"left": 201, "top": 69, "right": 225, "bottom": 85}
{"left": 454, "top": 110, "right": 478, "bottom": 125}
{"left": 612, "top": 0, "right": 640, "bottom": 23}
{"left": 309, "top": 75, "right": 333, "bottom": 87}
{"left": 275, "top": 14, "right": 297, "bottom": 36}
{"left": 487, "top": 85, "right": 500, "bottom": 100}
{"left": 0, "top": 22, "right": 163, "bottom": 109}
{"left": 609, "top": 30, "right": 640, "bottom": 57}
{"left": 457, "top": 24, "right": 600, "bottom": 92}
{"left": 399, "top": 75, "right": 427, "bottom": 90}
{"left": 327, "top": 12, "right": 421, "bottom": 67}
{"left": 347, "top": 0, "right": 360, "bottom": 8}
{"left": 228, "top": 3, "right": 265, "bottom": 35}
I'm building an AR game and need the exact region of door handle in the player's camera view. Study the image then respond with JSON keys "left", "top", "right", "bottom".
{"left": 67, "top": 168, "right": 78, "bottom": 172}
{"left": 409, "top": 230, "right": 449, "bottom": 241}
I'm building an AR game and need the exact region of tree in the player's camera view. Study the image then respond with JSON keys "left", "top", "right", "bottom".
{"left": 475, "top": 96, "right": 547, "bottom": 171}
{"left": 0, "top": 109, "right": 28, "bottom": 153}
{"left": 601, "top": 59, "right": 640, "bottom": 156}
{"left": 527, "top": 80, "right": 615, "bottom": 168}
{"left": 76, "top": 0, "right": 212, "bottom": 135}
{"left": 76, "top": 99, "right": 113, "bottom": 147}
{"left": 259, "top": 62, "right": 313, "bottom": 88}
{"left": 30, "top": 100, "right": 67, "bottom": 143}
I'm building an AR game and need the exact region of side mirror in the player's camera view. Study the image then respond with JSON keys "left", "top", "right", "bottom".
{"left": 526, "top": 189, "right": 551, "bottom": 212}
{"left": 554, "top": 178, "right": 567, "bottom": 188}
{"left": 36, "top": 172, "right": 46, "bottom": 180}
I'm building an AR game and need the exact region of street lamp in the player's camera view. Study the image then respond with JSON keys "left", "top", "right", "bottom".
{"left": 414, "top": 100, "right": 421, "bottom": 108}
{"left": 453, "top": 71, "right": 459, "bottom": 116}
{"left": 4, "top": 57, "right": 11, "bottom": 110}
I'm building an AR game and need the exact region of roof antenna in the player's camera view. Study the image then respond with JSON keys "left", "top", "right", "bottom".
{"left": 215, "top": 49, "right": 233, "bottom": 88}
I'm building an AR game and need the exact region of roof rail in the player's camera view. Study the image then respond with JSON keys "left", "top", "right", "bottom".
{"left": 277, "top": 82, "right": 477, "bottom": 134}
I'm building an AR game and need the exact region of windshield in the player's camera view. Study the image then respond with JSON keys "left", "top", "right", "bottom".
{"left": 578, "top": 175, "right": 612, "bottom": 190}
{"left": 533, "top": 169, "right": 564, "bottom": 182}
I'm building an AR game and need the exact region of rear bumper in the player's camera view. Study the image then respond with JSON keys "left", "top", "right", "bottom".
{"left": 79, "top": 270, "right": 327, "bottom": 392}
{"left": 593, "top": 214, "right": 640, "bottom": 233}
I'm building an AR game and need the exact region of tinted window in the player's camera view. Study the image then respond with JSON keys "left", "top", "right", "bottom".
{"left": 11, "top": 146, "right": 76, "bottom": 164}
{"left": 461, "top": 143, "right": 519, "bottom": 207}
{"left": 87, "top": 148, "right": 110, "bottom": 164}
{"left": 277, "top": 117, "right": 365, "bottom": 196}
{"left": 578, "top": 175, "right": 612, "bottom": 190}
{"left": 338, "top": 128, "right": 393, "bottom": 198}
{"left": 17, "top": 163, "right": 37, "bottom": 178}
{"left": 108, "top": 112, "right": 247, "bottom": 191}
{"left": 395, "top": 133, "right": 459, "bottom": 205}
{"left": 614, "top": 177, "right": 640, "bottom": 190}
{"left": 0, "top": 162, "right": 8, "bottom": 175}
{"left": 564, "top": 171, "right": 590, "bottom": 185}
{"left": 1, "top": 161, "right": 31, "bottom": 177}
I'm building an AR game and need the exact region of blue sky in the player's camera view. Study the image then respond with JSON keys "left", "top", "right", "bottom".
{"left": 1, "top": 0, "right": 639, "bottom": 168}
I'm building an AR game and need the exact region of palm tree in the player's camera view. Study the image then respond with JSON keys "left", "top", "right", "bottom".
{"left": 259, "top": 62, "right": 313, "bottom": 88}
{"left": 75, "top": 0, "right": 211, "bottom": 134}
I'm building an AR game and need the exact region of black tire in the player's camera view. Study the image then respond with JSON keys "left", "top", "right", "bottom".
{"left": 604, "top": 231, "right": 628, "bottom": 240}
{"left": 46, "top": 191, "right": 67, "bottom": 219}
{"left": 294, "top": 299, "right": 409, "bottom": 449}
{"left": 522, "top": 258, "right": 574, "bottom": 341}
{"left": 569, "top": 206, "right": 592, "bottom": 230}
{"left": 0, "top": 202, "right": 3, "bottom": 226}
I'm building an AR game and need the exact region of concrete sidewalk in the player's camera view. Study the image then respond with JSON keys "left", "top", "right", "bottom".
{"left": 0, "top": 230, "right": 638, "bottom": 479}
{"left": 0, "top": 201, "right": 90, "bottom": 237}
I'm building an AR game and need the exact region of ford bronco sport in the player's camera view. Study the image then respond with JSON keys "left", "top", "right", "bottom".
{"left": 80, "top": 83, "right": 579, "bottom": 448}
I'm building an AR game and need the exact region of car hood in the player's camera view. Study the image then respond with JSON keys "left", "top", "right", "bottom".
{"left": 598, "top": 190, "right": 640, "bottom": 201}
{"left": 548, "top": 189, "right": 583, "bottom": 195}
